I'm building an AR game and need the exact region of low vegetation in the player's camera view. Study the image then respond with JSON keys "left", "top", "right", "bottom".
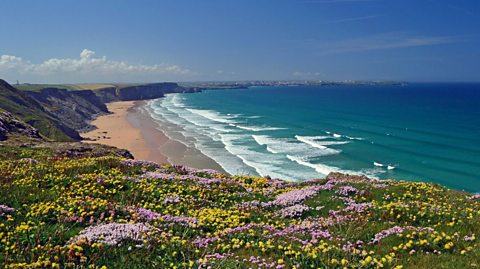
{"left": 0, "top": 147, "right": 479, "bottom": 268}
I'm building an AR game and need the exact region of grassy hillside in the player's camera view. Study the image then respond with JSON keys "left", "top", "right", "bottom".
{"left": 14, "top": 84, "right": 83, "bottom": 92}
{"left": 0, "top": 147, "right": 479, "bottom": 268}
{"left": 0, "top": 80, "right": 78, "bottom": 141}
{"left": 15, "top": 83, "right": 144, "bottom": 92}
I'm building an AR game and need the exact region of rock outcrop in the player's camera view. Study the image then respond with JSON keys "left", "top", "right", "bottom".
{"left": 0, "top": 110, "right": 42, "bottom": 141}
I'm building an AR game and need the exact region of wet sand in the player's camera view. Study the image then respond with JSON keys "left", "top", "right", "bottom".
{"left": 82, "top": 101, "right": 227, "bottom": 173}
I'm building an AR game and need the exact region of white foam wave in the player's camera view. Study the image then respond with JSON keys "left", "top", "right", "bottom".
{"left": 146, "top": 95, "right": 378, "bottom": 181}
{"left": 295, "top": 135, "right": 349, "bottom": 150}
{"left": 288, "top": 155, "right": 381, "bottom": 179}
{"left": 186, "top": 108, "right": 237, "bottom": 124}
{"left": 253, "top": 135, "right": 341, "bottom": 157}
{"left": 219, "top": 134, "right": 303, "bottom": 180}
{"left": 171, "top": 94, "right": 185, "bottom": 108}
{"left": 234, "top": 124, "right": 286, "bottom": 132}
{"left": 324, "top": 130, "right": 364, "bottom": 141}
{"left": 286, "top": 155, "right": 338, "bottom": 175}
{"left": 345, "top": 136, "right": 365, "bottom": 140}
{"left": 373, "top": 161, "right": 396, "bottom": 170}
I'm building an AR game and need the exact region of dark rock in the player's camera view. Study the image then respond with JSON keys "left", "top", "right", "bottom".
{"left": 0, "top": 111, "right": 42, "bottom": 141}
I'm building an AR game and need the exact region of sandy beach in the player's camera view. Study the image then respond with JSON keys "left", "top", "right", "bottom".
{"left": 82, "top": 101, "right": 227, "bottom": 173}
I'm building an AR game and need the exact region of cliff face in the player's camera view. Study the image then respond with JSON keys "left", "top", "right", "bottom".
{"left": 94, "top": 82, "right": 196, "bottom": 102}
{"left": 25, "top": 88, "right": 109, "bottom": 133}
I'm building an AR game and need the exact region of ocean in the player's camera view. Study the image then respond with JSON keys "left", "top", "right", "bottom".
{"left": 143, "top": 83, "right": 480, "bottom": 192}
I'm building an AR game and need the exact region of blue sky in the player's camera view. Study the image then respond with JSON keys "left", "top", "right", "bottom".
{"left": 0, "top": 0, "right": 479, "bottom": 83}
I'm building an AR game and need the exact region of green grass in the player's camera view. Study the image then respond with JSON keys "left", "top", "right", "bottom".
{"left": 0, "top": 147, "right": 479, "bottom": 268}
{"left": 14, "top": 84, "right": 83, "bottom": 92}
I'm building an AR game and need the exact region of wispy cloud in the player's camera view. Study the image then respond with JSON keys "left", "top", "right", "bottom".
{"left": 0, "top": 49, "right": 194, "bottom": 83}
{"left": 316, "top": 33, "right": 465, "bottom": 54}
{"left": 304, "top": 0, "right": 378, "bottom": 3}
{"left": 326, "top": 15, "right": 383, "bottom": 24}
{"left": 293, "top": 71, "right": 322, "bottom": 78}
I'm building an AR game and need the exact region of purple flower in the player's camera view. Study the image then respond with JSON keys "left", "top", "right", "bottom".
{"left": 468, "top": 194, "right": 480, "bottom": 200}
{"left": 370, "top": 226, "right": 434, "bottom": 244}
{"left": 16, "top": 158, "right": 39, "bottom": 165}
{"left": 270, "top": 180, "right": 336, "bottom": 207}
{"left": 163, "top": 195, "right": 181, "bottom": 204}
{"left": 464, "top": 234, "right": 476, "bottom": 241}
{"left": 335, "top": 185, "right": 359, "bottom": 196}
{"left": 127, "top": 206, "right": 198, "bottom": 226}
{"left": 0, "top": 205, "right": 15, "bottom": 217}
{"left": 279, "top": 204, "right": 310, "bottom": 218}
{"left": 121, "top": 159, "right": 160, "bottom": 169}
{"left": 68, "top": 223, "right": 152, "bottom": 246}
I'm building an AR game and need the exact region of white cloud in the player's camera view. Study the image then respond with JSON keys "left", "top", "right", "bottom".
{"left": 0, "top": 49, "right": 195, "bottom": 83}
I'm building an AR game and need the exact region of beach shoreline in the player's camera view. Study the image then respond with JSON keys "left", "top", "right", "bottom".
{"left": 82, "top": 100, "right": 227, "bottom": 173}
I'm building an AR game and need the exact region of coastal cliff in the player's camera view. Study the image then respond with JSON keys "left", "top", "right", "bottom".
{"left": 0, "top": 80, "right": 80, "bottom": 141}
{"left": 0, "top": 80, "right": 199, "bottom": 141}
{"left": 25, "top": 88, "right": 109, "bottom": 133}
{"left": 95, "top": 82, "right": 192, "bottom": 102}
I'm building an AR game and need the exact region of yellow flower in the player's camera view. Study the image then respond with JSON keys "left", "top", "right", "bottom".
{"left": 444, "top": 242, "right": 454, "bottom": 250}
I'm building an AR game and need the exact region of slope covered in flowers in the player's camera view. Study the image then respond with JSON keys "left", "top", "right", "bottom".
{"left": 0, "top": 150, "right": 479, "bottom": 268}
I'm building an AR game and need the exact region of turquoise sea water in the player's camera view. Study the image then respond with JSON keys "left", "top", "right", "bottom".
{"left": 145, "top": 83, "right": 480, "bottom": 191}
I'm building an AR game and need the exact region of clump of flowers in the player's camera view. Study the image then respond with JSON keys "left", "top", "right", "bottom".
{"left": 68, "top": 223, "right": 152, "bottom": 246}
{"left": 370, "top": 226, "right": 434, "bottom": 244}
{"left": 279, "top": 204, "right": 310, "bottom": 218}
{"left": 0, "top": 204, "right": 15, "bottom": 217}
{"left": 121, "top": 159, "right": 160, "bottom": 169}
{"left": 16, "top": 158, "right": 39, "bottom": 165}
{"left": 468, "top": 194, "right": 480, "bottom": 200}
{"left": 270, "top": 179, "right": 336, "bottom": 207}
{"left": 335, "top": 185, "right": 359, "bottom": 196}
